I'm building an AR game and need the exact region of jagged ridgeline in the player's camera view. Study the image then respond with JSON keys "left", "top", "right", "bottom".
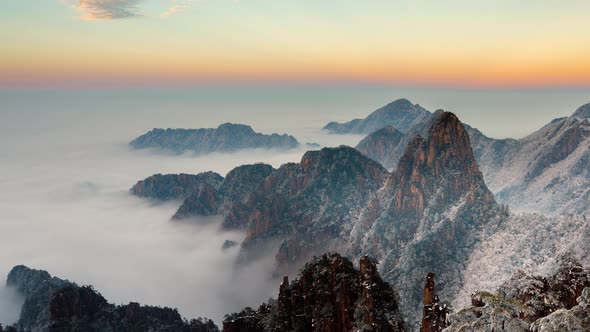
{"left": 333, "top": 99, "right": 590, "bottom": 216}
{"left": 4, "top": 253, "right": 590, "bottom": 332}
{"left": 223, "top": 253, "right": 406, "bottom": 332}
{"left": 2, "top": 265, "right": 219, "bottom": 332}
{"left": 131, "top": 110, "right": 508, "bottom": 327}
{"left": 129, "top": 123, "right": 300, "bottom": 155}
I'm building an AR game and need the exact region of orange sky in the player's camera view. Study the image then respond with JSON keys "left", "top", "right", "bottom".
{"left": 2, "top": 1, "right": 590, "bottom": 88}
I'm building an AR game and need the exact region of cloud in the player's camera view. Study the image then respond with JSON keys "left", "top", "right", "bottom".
{"left": 71, "top": 0, "right": 143, "bottom": 20}
{"left": 160, "top": 0, "right": 194, "bottom": 18}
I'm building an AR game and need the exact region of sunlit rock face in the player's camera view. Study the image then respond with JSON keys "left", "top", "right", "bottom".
{"left": 222, "top": 253, "right": 406, "bottom": 332}
{"left": 348, "top": 111, "right": 505, "bottom": 325}
{"left": 5, "top": 265, "right": 219, "bottom": 332}
{"left": 129, "top": 123, "right": 300, "bottom": 155}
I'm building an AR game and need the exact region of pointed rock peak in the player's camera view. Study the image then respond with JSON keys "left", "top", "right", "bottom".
{"left": 572, "top": 102, "right": 590, "bottom": 118}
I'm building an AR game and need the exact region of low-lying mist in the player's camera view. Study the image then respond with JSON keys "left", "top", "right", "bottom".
{"left": 0, "top": 108, "right": 364, "bottom": 326}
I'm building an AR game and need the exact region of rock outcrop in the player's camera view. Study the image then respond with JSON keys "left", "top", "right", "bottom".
{"left": 5, "top": 265, "right": 219, "bottom": 332}
{"left": 446, "top": 254, "right": 590, "bottom": 331}
{"left": 130, "top": 171, "right": 223, "bottom": 201}
{"left": 420, "top": 273, "right": 448, "bottom": 332}
{"left": 222, "top": 253, "right": 405, "bottom": 332}
{"left": 129, "top": 123, "right": 299, "bottom": 155}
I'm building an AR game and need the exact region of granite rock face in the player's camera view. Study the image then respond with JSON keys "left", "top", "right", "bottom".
{"left": 5, "top": 265, "right": 219, "bottom": 332}
{"left": 238, "top": 146, "right": 389, "bottom": 268}
{"left": 222, "top": 253, "right": 405, "bottom": 332}
{"left": 323, "top": 99, "right": 431, "bottom": 135}
{"left": 130, "top": 123, "right": 299, "bottom": 155}
{"left": 348, "top": 111, "right": 505, "bottom": 325}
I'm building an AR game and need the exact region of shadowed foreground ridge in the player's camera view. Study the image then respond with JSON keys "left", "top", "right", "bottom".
{"left": 4, "top": 265, "right": 219, "bottom": 332}
{"left": 223, "top": 253, "right": 405, "bottom": 332}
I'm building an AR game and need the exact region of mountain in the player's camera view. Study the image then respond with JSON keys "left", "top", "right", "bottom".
{"left": 346, "top": 100, "right": 590, "bottom": 216}
{"left": 222, "top": 253, "right": 406, "bottom": 332}
{"left": 130, "top": 171, "right": 223, "bottom": 201}
{"left": 129, "top": 123, "right": 300, "bottom": 155}
{"left": 479, "top": 105, "right": 590, "bottom": 216}
{"left": 5, "top": 265, "right": 218, "bottom": 332}
{"left": 445, "top": 254, "right": 590, "bottom": 331}
{"left": 355, "top": 125, "right": 407, "bottom": 171}
{"left": 348, "top": 111, "right": 506, "bottom": 323}
{"left": 174, "top": 164, "right": 275, "bottom": 221}
{"left": 237, "top": 146, "right": 388, "bottom": 267}
{"left": 323, "top": 99, "right": 431, "bottom": 135}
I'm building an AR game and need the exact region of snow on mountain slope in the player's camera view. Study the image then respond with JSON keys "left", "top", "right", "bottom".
{"left": 455, "top": 213, "right": 590, "bottom": 311}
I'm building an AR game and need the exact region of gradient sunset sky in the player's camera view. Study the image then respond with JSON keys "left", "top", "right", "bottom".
{"left": 2, "top": 0, "right": 590, "bottom": 88}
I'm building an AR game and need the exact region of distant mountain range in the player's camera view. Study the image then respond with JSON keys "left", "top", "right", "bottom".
{"left": 129, "top": 123, "right": 300, "bottom": 155}
{"left": 333, "top": 99, "right": 590, "bottom": 216}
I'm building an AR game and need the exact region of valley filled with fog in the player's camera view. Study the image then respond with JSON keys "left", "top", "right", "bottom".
{"left": 1, "top": 86, "right": 589, "bottom": 326}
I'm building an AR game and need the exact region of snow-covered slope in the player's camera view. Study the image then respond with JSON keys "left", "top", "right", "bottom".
{"left": 480, "top": 106, "right": 590, "bottom": 216}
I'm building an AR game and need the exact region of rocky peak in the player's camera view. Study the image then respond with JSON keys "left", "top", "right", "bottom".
{"left": 572, "top": 102, "right": 590, "bottom": 119}
{"left": 238, "top": 146, "right": 388, "bottom": 267}
{"left": 385, "top": 111, "right": 494, "bottom": 219}
{"left": 223, "top": 253, "right": 405, "bottom": 332}
{"left": 322, "top": 98, "right": 431, "bottom": 134}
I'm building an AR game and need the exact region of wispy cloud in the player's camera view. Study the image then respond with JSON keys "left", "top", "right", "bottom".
{"left": 71, "top": 0, "right": 143, "bottom": 20}
{"left": 160, "top": 0, "right": 195, "bottom": 18}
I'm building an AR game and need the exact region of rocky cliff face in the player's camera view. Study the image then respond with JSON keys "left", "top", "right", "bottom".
{"left": 446, "top": 254, "right": 590, "bottom": 331}
{"left": 130, "top": 123, "right": 300, "bottom": 155}
{"left": 5, "top": 265, "right": 219, "bottom": 332}
{"left": 173, "top": 163, "right": 275, "bottom": 221}
{"left": 130, "top": 171, "right": 223, "bottom": 201}
{"left": 222, "top": 253, "right": 405, "bottom": 332}
{"left": 323, "top": 99, "right": 431, "bottom": 135}
{"left": 238, "top": 146, "right": 388, "bottom": 268}
{"left": 348, "top": 111, "right": 505, "bottom": 325}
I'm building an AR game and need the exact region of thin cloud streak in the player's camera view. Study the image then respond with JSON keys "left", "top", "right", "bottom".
{"left": 71, "top": 0, "right": 143, "bottom": 20}
{"left": 161, "top": 0, "right": 195, "bottom": 18}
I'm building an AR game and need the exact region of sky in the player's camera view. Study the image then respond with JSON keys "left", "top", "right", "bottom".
{"left": 2, "top": 0, "right": 590, "bottom": 88}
